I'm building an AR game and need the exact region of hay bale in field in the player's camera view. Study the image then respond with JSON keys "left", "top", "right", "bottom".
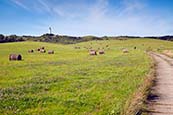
{"left": 48, "top": 50, "right": 54, "bottom": 54}
{"left": 123, "top": 49, "right": 129, "bottom": 53}
{"left": 28, "top": 49, "right": 34, "bottom": 53}
{"left": 89, "top": 50, "right": 97, "bottom": 55}
{"left": 134, "top": 47, "right": 137, "bottom": 49}
{"left": 40, "top": 49, "right": 46, "bottom": 53}
{"left": 9, "top": 54, "right": 22, "bottom": 61}
{"left": 36, "top": 48, "right": 40, "bottom": 51}
{"left": 41, "top": 47, "right": 45, "bottom": 49}
{"left": 74, "top": 46, "right": 80, "bottom": 49}
{"left": 99, "top": 50, "right": 105, "bottom": 54}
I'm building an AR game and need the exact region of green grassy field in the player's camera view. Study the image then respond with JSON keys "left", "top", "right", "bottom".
{"left": 0, "top": 39, "right": 173, "bottom": 115}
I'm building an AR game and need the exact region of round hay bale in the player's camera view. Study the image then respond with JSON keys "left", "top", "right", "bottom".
{"left": 99, "top": 50, "right": 104, "bottom": 54}
{"left": 41, "top": 47, "right": 45, "bottom": 49}
{"left": 89, "top": 50, "right": 97, "bottom": 55}
{"left": 28, "top": 49, "right": 34, "bottom": 53}
{"left": 48, "top": 50, "right": 54, "bottom": 54}
{"left": 123, "top": 49, "right": 129, "bottom": 53}
{"left": 9, "top": 54, "right": 22, "bottom": 61}
{"left": 74, "top": 46, "right": 80, "bottom": 49}
{"left": 37, "top": 48, "right": 40, "bottom": 51}
{"left": 40, "top": 49, "right": 46, "bottom": 53}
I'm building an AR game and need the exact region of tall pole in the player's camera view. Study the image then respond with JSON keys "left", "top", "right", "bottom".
{"left": 49, "top": 27, "right": 52, "bottom": 34}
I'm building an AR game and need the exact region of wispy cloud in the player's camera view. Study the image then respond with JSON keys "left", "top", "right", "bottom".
{"left": 122, "top": 0, "right": 145, "bottom": 12}
{"left": 88, "top": 0, "right": 109, "bottom": 21}
{"left": 11, "top": 0, "right": 29, "bottom": 10}
{"left": 11, "top": 0, "right": 90, "bottom": 18}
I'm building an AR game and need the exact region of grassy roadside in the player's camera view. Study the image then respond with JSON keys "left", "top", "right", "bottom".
{"left": 122, "top": 53, "right": 156, "bottom": 115}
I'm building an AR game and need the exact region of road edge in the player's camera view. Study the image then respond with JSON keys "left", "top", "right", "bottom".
{"left": 122, "top": 52, "right": 157, "bottom": 115}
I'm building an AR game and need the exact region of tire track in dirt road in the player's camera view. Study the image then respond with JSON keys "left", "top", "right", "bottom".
{"left": 147, "top": 52, "right": 173, "bottom": 115}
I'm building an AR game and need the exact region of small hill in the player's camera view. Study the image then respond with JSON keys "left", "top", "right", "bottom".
{"left": 1, "top": 33, "right": 173, "bottom": 44}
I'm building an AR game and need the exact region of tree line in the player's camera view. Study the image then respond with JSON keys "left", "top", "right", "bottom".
{"left": 0, "top": 34, "right": 25, "bottom": 43}
{"left": 1, "top": 33, "right": 173, "bottom": 44}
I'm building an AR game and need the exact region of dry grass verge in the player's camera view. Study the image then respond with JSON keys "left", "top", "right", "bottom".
{"left": 122, "top": 53, "right": 156, "bottom": 115}
{"left": 161, "top": 50, "right": 173, "bottom": 58}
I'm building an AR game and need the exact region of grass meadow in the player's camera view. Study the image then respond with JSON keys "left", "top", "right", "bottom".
{"left": 1, "top": 39, "right": 173, "bottom": 115}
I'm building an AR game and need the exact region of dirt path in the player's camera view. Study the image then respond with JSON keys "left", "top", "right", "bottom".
{"left": 147, "top": 52, "right": 173, "bottom": 115}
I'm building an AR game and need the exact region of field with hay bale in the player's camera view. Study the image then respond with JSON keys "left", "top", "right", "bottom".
{"left": 1, "top": 39, "right": 173, "bottom": 115}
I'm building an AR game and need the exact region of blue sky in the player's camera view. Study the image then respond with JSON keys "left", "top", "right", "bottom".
{"left": 0, "top": 0, "right": 173, "bottom": 36}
